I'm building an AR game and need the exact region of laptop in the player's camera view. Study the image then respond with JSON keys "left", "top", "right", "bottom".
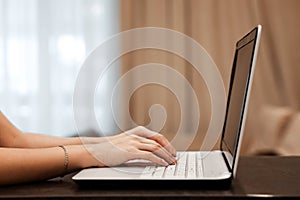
{"left": 73, "top": 25, "right": 262, "bottom": 186}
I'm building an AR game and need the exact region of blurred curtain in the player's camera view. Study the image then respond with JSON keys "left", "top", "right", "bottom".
{"left": 0, "top": 0, "right": 119, "bottom": 137}
{"left": 120, "top": 0, "right": 300, "bottom": 154}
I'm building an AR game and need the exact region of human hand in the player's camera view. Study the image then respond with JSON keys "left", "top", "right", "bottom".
{"left": 83, "top": 126, "right": 177, "bottom": 167}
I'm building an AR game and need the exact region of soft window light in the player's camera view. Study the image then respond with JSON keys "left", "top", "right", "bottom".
{"left": 57, "top": 35, "right": 85, "bottom": 65}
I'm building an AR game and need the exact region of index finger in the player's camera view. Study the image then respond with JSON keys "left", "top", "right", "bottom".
{"left": 148, "top": 131, "right": 177, "bottom": 157}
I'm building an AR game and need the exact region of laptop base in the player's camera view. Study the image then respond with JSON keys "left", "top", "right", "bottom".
{"left": 74, "top": 178, "right": 232, "bottom": 190}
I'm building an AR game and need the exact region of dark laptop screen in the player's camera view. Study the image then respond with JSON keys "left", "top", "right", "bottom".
{"left": 221, "top": 28, "right": 258, "bottom": 170}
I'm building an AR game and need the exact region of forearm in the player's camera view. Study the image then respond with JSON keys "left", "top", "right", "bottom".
{"left": 0, "top": 111, "right": 108, "bottom": 148}
{"left": 0, "top": 145, "right": 96, "bottom": 185}
{"left": 18, "top": 133, "right": 82, "bottom": 148}
{"left": 12, "top": 133, "right": 108, "bottom": 148}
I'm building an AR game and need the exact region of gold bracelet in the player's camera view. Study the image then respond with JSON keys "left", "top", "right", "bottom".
{"left": 59, "top": 145, "right": 69, "bottom": 175}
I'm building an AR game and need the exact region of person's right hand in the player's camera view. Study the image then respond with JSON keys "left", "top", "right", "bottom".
{"left": 83, "top": 126, "right": 177, "bottom": 167}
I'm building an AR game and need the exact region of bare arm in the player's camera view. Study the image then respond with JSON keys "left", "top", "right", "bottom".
{"left": 0, "top": 145, "right": 97, "bottom": 185}
{"left": 0, "top": 112, "right": 176, "bottom": 185}
{"left": 0, "top": 132, "right": 176, "bottom": 186}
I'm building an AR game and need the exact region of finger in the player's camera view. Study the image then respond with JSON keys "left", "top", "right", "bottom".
{"left": 149, "top": 132, "right": 177, "bottom": 157}
{"left": 126, "top": 135, "right": 176, "bottom": 164}
{"left": 137, "top": 151, "right": 169, "bottom": 166}
{"left": 139, "top": 137, "right": 177, "bottom": 164}
{"left": 131, "top": 126, "right": 177, "bottom": 156}
{"left": 137, "top": 142, "right": 176, "bottom": 164}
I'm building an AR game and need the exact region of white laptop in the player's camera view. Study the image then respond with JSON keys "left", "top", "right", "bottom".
{"left": 73, "top": 25, "right": 262, "bottom": 186}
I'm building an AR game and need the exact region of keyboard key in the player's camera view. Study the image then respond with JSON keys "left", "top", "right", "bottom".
{"left": 140, "top": 165, "right": 156, "bottom": 178}
{"left": 140, "top": 151, "right": 205, "bottom": 179}
{"left": 196, "top": 152, "right": 204, "bottom": 177}
{"left": 187, "top": 152, "right": 196, "bottom": 178}
{"left": 175, "top": 152, "right": 187, "bottom": 178}
{"left": 153, "top": 167, "right": 165, "bottom": 177}
{"left": 164, "top": 164, "right": 176, "bottom": 178}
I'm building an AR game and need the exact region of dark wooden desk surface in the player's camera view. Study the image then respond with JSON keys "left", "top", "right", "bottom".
{"left": 0, "top": 156, "right": 299, "bottom": 199}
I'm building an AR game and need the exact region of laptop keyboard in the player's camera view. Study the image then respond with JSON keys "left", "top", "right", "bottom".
{"left": 140, "top": 152, "right": 204, "bottom": 178}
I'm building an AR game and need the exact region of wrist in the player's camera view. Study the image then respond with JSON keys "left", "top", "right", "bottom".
{"left": 67, "top": 145, "right": 102, "bottom": 170}
{"left": 65, "top": 145, "right": 91, "bottom": 170}
{"left": 79, "top": 136, "right": 108, "bottom": 144}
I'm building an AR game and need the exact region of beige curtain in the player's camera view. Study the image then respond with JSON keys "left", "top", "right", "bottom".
{"left": 120, "top": 0, "right": 300, "bottom": 155}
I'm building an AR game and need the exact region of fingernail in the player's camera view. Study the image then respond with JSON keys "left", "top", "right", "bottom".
{"left": 172, "top": 156, "right": 177, "bottom": 162}
{"left": 171, "top": 159, "right": 177, "bottom": 165}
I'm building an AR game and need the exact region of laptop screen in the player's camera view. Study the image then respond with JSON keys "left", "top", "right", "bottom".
{"left": 221, "top": 27, "right": 259, "bottom": 170}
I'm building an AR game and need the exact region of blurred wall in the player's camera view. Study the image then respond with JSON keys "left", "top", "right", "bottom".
{"left": 120, "top": 0, "right": 300, "bottom": 155}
